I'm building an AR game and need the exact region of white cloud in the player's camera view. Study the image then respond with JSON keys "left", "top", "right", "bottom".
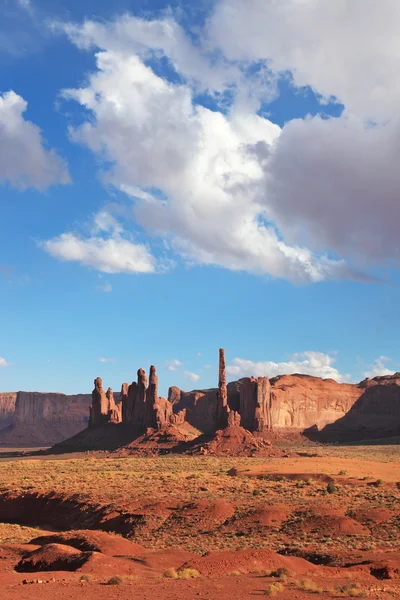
{"left": 41, "top": 211, "right": 157, "bottom": 274}
{"left": 208, "top": 0, "right": 400, "bottom": 121}
{"left": 166, "top": 359, "right": 183, "bottom": 372}
{"left": 0, "top": 357, "right": 10, "bottom": 368}
{"left": 0, "top": 91, "right": 69, "bottom": 190}
{"left": 184, "top": 370, "right": 200, "bottom": 384}
{"left": 261, "top": 115, "right": 400, "bottom": 269}
{"left": 60, "top": 14, "right": 239, "bottom": 96}
{"left": 364, "top": 356, "right": 394, "bottom": 379}
{"left": 58, "top": 21, "right": 350, "bottom": 284}
{"left": 207, "top": 1, "right": 400, "bottom": 272}
{"left": 56, "top": 6, "right": 400, "bottom": 282}
{"left": 226, "top": 351, "right": 348, "bottom": 382}
{"left": 203, "top": 364, "right": 213, "bottom": 370}
{"left": 99, "top": 357, "right": 116, "bottom": 363}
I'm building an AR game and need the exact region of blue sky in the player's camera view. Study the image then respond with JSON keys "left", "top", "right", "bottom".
{"left": 1, "top": 0, "right": 400, "bottom": 395}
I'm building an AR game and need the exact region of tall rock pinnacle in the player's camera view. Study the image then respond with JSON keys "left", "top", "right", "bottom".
{"left": 89, "top": 377, "right": 109, "bottom": 428}
{"left": 218, "top": 349, "right": 228, "bottom": 408}
{"left": 217, "top": 348, "right": 231, "bottom": 428}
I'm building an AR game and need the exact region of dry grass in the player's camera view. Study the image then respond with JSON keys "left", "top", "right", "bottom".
{"left": 339, "top": 584, "right": 368, "bottom": 597}
{"left": 164, "top": 567, "right": 201, "bottom": 580}
{"left": 265, "top": 582, "right": 285, "bottom": 596}
{"left": 296, "top": 577, "right": 324, "bottom": 593}
{"left": 0, "top": 450, "right": 398, "bottom": 556}
{"left": 0, "top": 523, "right": 47, "bottom": 544}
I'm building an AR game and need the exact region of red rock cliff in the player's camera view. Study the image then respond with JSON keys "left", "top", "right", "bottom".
{"left": 0, "top": 393, "right": 17, "bottom": 429}
{"left": 0, "top": 391, "right": 90, "bottom": 446}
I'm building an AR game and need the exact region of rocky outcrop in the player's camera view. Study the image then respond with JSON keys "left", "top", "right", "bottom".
{"left": 239, "top": 377, "right": 272, "bottom": 432}
{"left": 269, "top": 374, "right": 362, "bottom": 431}
{"left": 79, "top": 349, "right": 400, "bottom": 446}
{"left": 173, "top": 388, "right": 219, "bottom": 433}
{"left": 89, "top": 378, "right": 109, "bottom": 428}
{"left": 216, "top": 349, "right": 229, "bottom": 428}
{"left": 0, "top": 393, "right": 17, "bottom": 429}
{"left": 91, "top": 366, "right": 172, "bottom": 432}
{"left": 106, "top": 388, "right": 122, "bottom": 424}
{"left": 318, "top": 374, "right": 400, "bottom": 441}
{"left": 0, "top": 391, "right": 90, "bottom": 446}
{"left": 167, "top": 386, "right": 181, "bottom": 406}
{"left": 169, "top": 370, "right": 364, "bottom": 435}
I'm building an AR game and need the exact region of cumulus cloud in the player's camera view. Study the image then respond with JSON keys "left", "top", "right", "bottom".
{"left": 166, "top": 359, "right": 183, "bottom": 372}
{"left": 99, "top": 357, "right": 116, "bottom": 363}
{"left": 41, "top": 211, "right": 157, "bottom": 274}
{"left": 184, "top": 370, "right": 200, "bottom": 384}
{"left": 55, "top": 4, "right": 400, "bottom": 282}
{"left": 0, "top": 91, "right": 69, "bottom": 190}
{"left": 0, "top": 357, "right": 10, "bottom": 368}
{"left": 58, "top": 17, "right": 350, "bottom": 284}
{"left": 208, "top": 0, "right": 400, "bottom": 120}
{"left": 262, "top": 115, "right": 400, "bottom": 266}
{"left": 226, "top": 351, "right": 348, "bottom": 382}
{"left": 364, "top": 356, "right": 395, "bottom": 379}
{"left": 60, "top": 14, "right": 238, "bottom": 96}
{"left": 207, "top": 0, "right": 400, "bottom": 271}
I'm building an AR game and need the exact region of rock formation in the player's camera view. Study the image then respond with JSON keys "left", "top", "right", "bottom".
{"left": 0, "top": 393, "right": 17, "bottom": 429}
{"left": 0, "top": 391, "right": 90, "bottom": 446}
{"left": 120, "top": 383, "right": 130, "bottom": 422}
{"left": 81, "top": 348, "right": 400, "bottom": 445}
{"left": 317, "top": 373, "right": 400, "bottom": 441}
{"left": 106, "top": 388, "right": 122, "bottom": 424}
{"left": 89, "top": 378, "right": 109, "bottom": 428}
{"left": 269, "top": 374, "right": 362, "bottom": 431}
{"left": 216, "top": 349, "right": 231, "bottom": 428}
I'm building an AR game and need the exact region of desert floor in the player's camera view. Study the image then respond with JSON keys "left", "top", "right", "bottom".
{"left": 0, "top": 443, "right": 398, "bottom": 598}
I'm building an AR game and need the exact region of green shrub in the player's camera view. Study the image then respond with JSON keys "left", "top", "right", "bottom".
{"left": 107, "top": 576, "right": 125, "bottom": 585}
{"left": 326, "top": 482, "right": 337, "bottom": 494}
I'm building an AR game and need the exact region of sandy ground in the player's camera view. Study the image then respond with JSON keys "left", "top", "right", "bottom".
{"left": 0, "top": 446, "right": 398, "bottom": 598}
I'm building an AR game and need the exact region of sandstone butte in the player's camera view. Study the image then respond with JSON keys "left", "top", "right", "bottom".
{"left": 0, "top": 392, "right": 90, "bottom": 446}
{"left": 1, "top": 348, "right": 400, "bottom": 448}
{"left": 85, "top": 348, "right": 400, "bottom": 444}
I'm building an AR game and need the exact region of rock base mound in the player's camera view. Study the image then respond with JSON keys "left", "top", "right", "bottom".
{"left": 184, "top": 425, "right": 290, "bottom": 457}
{"left": 113, "top": 423, "right": 201, "bottom": 456}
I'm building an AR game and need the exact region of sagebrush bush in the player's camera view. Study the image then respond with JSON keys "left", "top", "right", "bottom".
{"left": 265, "top": 582, "right": 285, "bottom": 596}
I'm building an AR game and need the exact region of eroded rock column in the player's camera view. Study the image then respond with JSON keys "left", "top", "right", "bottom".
{"left": 217, "top": 348, "right": 232, "bottom": 428}
{"left": 89, "top": 377, "right": 109, "bottom": 428}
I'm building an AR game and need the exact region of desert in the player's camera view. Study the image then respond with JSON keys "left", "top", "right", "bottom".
{"left": 0, "top": 349, "right": 399, "bottom": 599}
{"left": 2, "top": 0, "right": 400, "bottom": 597}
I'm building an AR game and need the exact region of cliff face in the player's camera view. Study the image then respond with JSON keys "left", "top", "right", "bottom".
{"left": 0, "top": 392, "right": 90, "bottom": 446}
{"left": 269, "top": 374, "right": 363, "bottom": 431}
{"left": 318, "top": 374, "right": 400, "bottom": 441}
{"left": 87, "top": 350, "right": 366, "bottom": 437}
{"left": 7, "top": 350, "right": 400, "bottom": 450}
{"left": 170, "top": 374, "right": 362, "bottom": 435}
{"left": 0, "top": 393, "right": 17, "bottom": 428}
{"left": 14, "top": 392, "right": 91, "bottom": 424}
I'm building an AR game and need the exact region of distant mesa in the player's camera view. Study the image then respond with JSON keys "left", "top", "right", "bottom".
{"left": 0, "top": 391, "right": 90, "bottom": 447}
{"left": 1, "top": 350, "right": 400, "bottom": 451}
{"left": 53, "top": 348, "right": 400, "bottom": 455}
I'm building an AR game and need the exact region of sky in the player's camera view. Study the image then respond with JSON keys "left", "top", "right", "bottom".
{"left": 1, "top": 0, "right": 400, "bottom": 395}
